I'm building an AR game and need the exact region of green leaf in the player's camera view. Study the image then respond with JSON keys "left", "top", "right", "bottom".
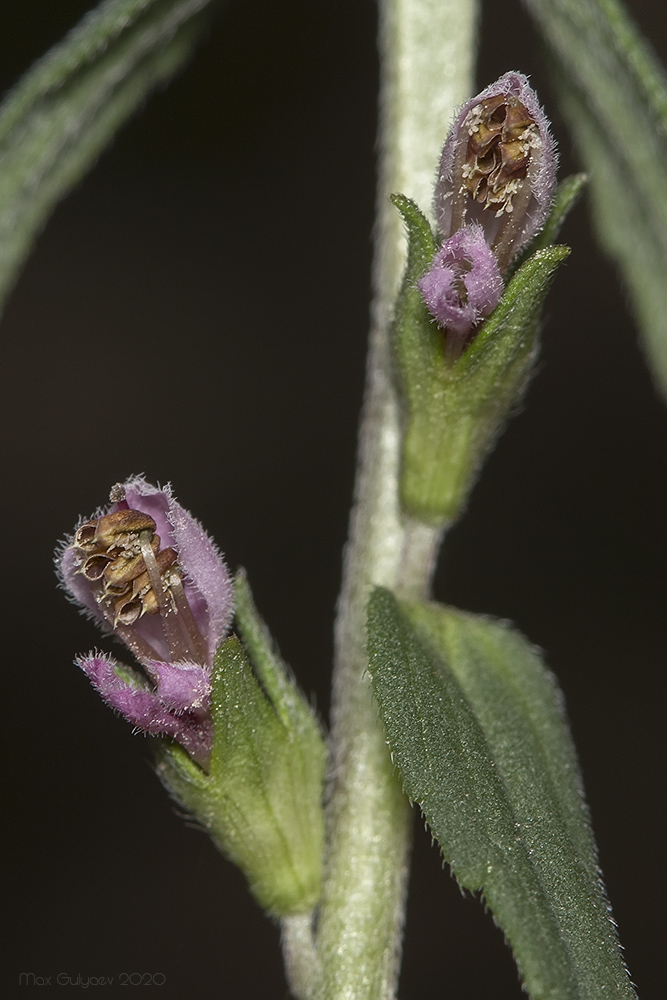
{"left": 0, "top": 0, "right": 225, "bottom": 311}
{"left": 367, "top": 587, "right": 636, "bottom": 1000}
{"left": 156, "top": 573, "right": 326, "bottom": 917}
{"left": 524, "top": 0, "right": 667, "bottom": 396}
{"left": 391, "top": 194, "right": 569, "bottom": 525}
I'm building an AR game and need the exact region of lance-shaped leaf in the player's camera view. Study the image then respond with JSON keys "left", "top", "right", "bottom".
{"left": 367, "top": 588, "right": 636, "bottom": 1000}
{"left": 523, "top": 0, "right": 667, "bottom": 397}
{"left": 391, "top": 193, "right": 569, "bottom": 525}
{"left": 156, "top": 571, "right": 326, "bottom": 917}
{"left": 0, "top": 0, "right": 225, "bottom": 311}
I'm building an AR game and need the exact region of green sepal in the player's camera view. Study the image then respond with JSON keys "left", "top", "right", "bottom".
{"left": 156, "top": 571, "right": 326, "bottom": 917}
{"left": 391, "top": 194, "right": 570, "bottom": 526}
{"left": 508, "top": 173, "right": 587, "bottom": 276}
{"left": 366, "top": 587, "right": 636, "bottom": 1000}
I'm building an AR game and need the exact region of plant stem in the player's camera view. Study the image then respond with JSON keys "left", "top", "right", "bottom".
{"left": 305, "top": 3, "right": 478, "bottom": 999}
{"left": 282, "top": 913, "right": 320, "bottom": 1000}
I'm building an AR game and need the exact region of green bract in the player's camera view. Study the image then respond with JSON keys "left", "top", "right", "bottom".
{"left": 391, "top": 192, "right": 572, "bottom": 525}
{"left": 156, "top": 572, "right": 326, "bottom": 917}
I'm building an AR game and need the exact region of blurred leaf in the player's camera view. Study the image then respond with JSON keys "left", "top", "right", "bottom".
{"left": 367, "top": 587, "right": 636, "bottom": 1000}
{"left": 0, "top": 0, "right": 224, "bottom": 310}
{"left": 524, "top": 0, "right": 667, "bottom": 396}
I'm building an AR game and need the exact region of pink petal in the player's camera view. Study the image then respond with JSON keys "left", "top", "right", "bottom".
{"left": 418, "top": 224, "right": 503, "bottom": 336}
{"left": 78, "top": 653, "right": 212, "bottom": 765}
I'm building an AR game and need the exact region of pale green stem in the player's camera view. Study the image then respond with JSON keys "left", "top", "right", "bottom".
{"left": 282, "top": 913, "right": 320, "bottom": 1000}
{"left": 301, "top": 3, "right": 479, "bottom": 1000}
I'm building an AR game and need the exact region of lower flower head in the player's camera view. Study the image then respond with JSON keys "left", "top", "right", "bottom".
{"left": 57, "top": 476, "right": 234, "bottom": 765}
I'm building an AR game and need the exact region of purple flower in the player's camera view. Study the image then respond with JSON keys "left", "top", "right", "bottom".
{"left": 57, "top": 476, "right": 234, "bottom": 766}
{"left": 434, "top": 72, "right": 557, "bottom": 271}
{"left": 418, "top": 224, "right": 503, "bottom": 345}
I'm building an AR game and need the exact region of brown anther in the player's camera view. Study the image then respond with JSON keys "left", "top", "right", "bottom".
{"left": 113, "top": 594, "right": 143, "bottom": 626}
{"left": 101, "top": 537, "right": 160, "bottom": 593}
{"left": 103, "top": 580, "right": 132, "bottom": 600}
{"left": 129, "top": 547, "right": 180, "bottom": 615}
{"left": 93, "top": 509, "right": 157, "bottom": 552}
{"left": 137, "top": 589, "right": 160, "bottom": 618}
{"left": 467, "top": 96, "right": 507, "bottom": 157}
{"left": 74, "top": 521, "right": 100, "bottom": 551}
{"left": 73, "top": 499, "right": 206, "bottom": 664}
{"left": 453, "top": 276, "right": 469, "bottom": 306}
{"left": 464, "top": 96, "right": 536, "bottom": 215}
{"left": 112, "top": 549, "right": 180, "bottom": 625}
{"left": 503, "top": 100, "right": 535, "bottom": 141}
{"left": 81, "top": 554, "right": 112, "bottom": 581}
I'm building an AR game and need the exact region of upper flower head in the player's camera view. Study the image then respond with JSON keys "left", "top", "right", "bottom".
{"left": 57, "top": 476, "right": 233, "bottom": 765}
{"left": 434, "top": 72, "right": 558, "bottom": 271}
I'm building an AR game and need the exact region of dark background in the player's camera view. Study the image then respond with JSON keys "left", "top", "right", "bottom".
{"left": 2, "top": 1, "right": 665, "bottom": 997}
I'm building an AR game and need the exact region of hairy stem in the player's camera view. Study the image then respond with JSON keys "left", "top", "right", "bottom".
{"left": 301, "top": 3, "right": 479, "bottom": 999}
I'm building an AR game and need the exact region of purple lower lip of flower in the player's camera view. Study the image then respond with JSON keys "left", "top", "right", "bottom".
{"left": 77, "top": 654, "right": 213, "bottom": 766}
{"left": 57, "top": 477, "right": 234, "bottom": 765}
{"left": 418, "top": 224, "right": 503, "bottom": 343}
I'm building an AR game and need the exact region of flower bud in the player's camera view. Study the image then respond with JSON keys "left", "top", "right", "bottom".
{"left": 418, "top": 223, "right": 503, "bottom": 353}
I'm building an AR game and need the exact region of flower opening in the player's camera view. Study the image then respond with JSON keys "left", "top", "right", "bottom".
{"left": 434, "top": 72, "right": 557, "bottom": 271}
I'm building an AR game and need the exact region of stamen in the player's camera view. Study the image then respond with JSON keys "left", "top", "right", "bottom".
{"left": 81, "top": 554, "right": 112, "bottom": 581}
{"left": 138, "top": 532, "right": 197, "bottom": 663}
{"left": 95, "top": 510, "right": 156, "bottom": 551}
{"left": 113, "top": 594, "right": 143, "bottom": 626}
{"left": 168, "top": 571, "right": 209, "bottom": 665}
{"left": 109, "top": 483, "right": 129, "bottom": 509}
{"left": 445, "top": 94, "right": 539, "bottom": 253}
{"left": 90, "top": 590, "right": 163, "bottom": 663}
{"left": 102, "top": 540, "right": 159, "bottom": 593}
{"left": 490, "top": 160, "right": 536, "bottom": 272}
{"left": 71, "top": 498, "right": 212, "bottom": 669}
{"left": 113, "top": 617, "right": 164, "bottom": 665}
{"left": 74, "top": 522, "right": 99, "bottom": 550}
